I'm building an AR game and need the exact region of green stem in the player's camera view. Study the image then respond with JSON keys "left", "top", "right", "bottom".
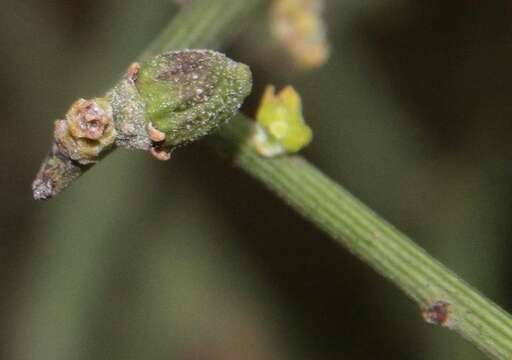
{"left": 141, "top": 0, "right": 261, "bottom": 58}
{"left": 216, "top": 115, "right": 512, "bottom": 359}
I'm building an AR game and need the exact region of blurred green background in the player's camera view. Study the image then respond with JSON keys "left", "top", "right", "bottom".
{"left": 1, "top": 1, "right": 512, "bottom": 359}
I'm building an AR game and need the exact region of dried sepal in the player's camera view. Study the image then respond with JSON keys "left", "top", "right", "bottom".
{"left": 127, "top": 62, "right": 141, "bottom": 82}
{"left": 32, "top": 97, "right": 116, "bottom": 199}
{"left": 53, "top": 98, "right": 117, "bottom": 164}
{"left": 147, "top": 122, "right": 166, "bottom": 142}
{"left": 150, "top": 146, "right": 173, "bottom": 161}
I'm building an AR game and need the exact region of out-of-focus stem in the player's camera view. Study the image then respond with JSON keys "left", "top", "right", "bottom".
{"left": 142, "top": 0, "right": 261, "bottom": 57}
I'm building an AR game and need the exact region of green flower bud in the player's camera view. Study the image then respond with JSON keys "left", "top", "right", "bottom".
{"left": 135, "top": 49, "right": 252, "bottom": 147}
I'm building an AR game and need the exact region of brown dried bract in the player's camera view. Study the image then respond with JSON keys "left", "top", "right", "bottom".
{"left": 150, "top": 146, "right": 172, "bottom": 161}
{"left": 422, "top": 301, "right": 451, "bottom": 326}
{"left": 127, "top": 62, "right": 141, "bottom": 82}
{"left": 147, "top": 122, "right": 166, "bottom": 142}
{"left": 54, "top": 98, "right": 116, "bottom": 164}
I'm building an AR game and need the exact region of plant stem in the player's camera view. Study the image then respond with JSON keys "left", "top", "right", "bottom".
{"left": 216, "top": 115, "right": 512, "bottom": 359}
{"left": 141, "top": 0, "right": 261, "bottom": 58}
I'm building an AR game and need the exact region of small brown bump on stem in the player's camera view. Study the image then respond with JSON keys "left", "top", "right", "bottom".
{"left": 127, "top": 62, "right": 141, "bottom": 82}
{"left": 422, "top": 301, "right": 451, "bottom": 327}
{"left": 150, "top": 146, "right": 172, "bottom": 161}
{"left": 147, "top": 122, "right": 166, "bottom": 142}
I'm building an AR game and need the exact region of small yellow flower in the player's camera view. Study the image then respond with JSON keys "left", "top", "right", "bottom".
{"left": 252, "top": 85, "right": 312, "bottom": 157}
{"left": 270, "top": 0, "right": 330, "bottom": 68}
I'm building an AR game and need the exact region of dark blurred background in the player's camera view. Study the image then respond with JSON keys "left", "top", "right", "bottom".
{"left": 1, "top": 1, "right": 512, "bottom": 359}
